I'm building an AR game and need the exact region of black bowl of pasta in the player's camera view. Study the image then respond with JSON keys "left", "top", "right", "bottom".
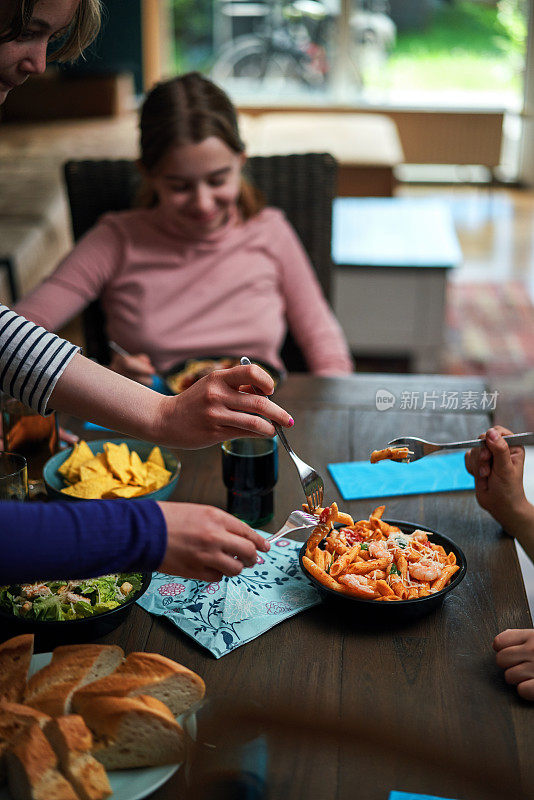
{"left": 299, "top": 520, "right": 467, "bottom": 621}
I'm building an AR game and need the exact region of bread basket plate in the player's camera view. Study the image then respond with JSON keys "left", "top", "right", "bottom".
{"left": 0, "top": 653, "right": 181, "bottom": 800}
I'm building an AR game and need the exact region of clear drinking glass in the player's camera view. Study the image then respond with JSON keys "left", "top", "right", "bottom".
{"left": 221, "top": 437, "right": 278, "bottom": 527}
{"left": 0, "top": 452, "right": 29, "bottom": 501}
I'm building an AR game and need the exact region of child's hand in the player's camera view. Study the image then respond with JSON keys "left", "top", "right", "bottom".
{"left": 110, "top": 351, "right": 156, "bottom": 386}
{"left": 493, "top": 628, "right": 534, "bottom": 701}
{"left": 464, "top": 426, "right": 529, "bottom": 530}
{"left": 157, "top": 502, "right": 270, "bottom": 581}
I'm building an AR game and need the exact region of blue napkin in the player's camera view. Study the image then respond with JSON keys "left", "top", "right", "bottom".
{"left": 137, "top": 534, "right": 321, "bottom": 658}
{"left": 83, "top": 375, "right": 170, "bottom": 432}
{"left": 328, "top": 452, "right": 474, "bottom": 501}
{"left": 389, "top": 793, "right": 460, "bottom": 800}
{"left": 83, "top": 421, "right": 114, "bottom": 433}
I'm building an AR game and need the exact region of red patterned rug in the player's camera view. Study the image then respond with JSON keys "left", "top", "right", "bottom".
{"left": 444, "top": 281, "right": 534, "bottom": 431}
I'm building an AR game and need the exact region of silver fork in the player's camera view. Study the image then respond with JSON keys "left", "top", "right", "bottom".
{"left": 240, "top": 356, "right": 325, "bottom": 511}
{"left": 267, "top": 509, "right": 319, "bottom": 544}
{"left": 387, "top": 432, "right": 534, "bottom": 463}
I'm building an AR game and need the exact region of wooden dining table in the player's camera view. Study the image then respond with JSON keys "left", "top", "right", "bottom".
{"left": 61, "top": 373, "right": 533, "bottom": 800}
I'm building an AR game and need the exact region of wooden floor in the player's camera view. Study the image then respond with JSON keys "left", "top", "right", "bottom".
{"left": 399, "top": 183, "right": 534, "bottom": 294}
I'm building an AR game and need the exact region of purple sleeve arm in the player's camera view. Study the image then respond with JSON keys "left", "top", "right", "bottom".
{"left": 0, "top": 499, "right": 167, "bottom": 583}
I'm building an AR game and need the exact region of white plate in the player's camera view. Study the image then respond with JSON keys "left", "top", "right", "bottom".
{"left": 0, "top": 652, "right": 180, "bottom": 800}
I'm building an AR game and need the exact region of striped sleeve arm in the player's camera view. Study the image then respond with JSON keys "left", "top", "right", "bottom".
{"left": 0, "top": 304, "right": 80, "bottom": 416}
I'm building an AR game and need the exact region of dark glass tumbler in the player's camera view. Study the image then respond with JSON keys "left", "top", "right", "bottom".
{"left": 221, "top": 437, "right": 278, "bottom": 527}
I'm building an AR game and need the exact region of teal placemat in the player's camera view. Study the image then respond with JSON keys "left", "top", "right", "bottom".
{"left": 328, "top": 452, "right": 474, "bottom": 501}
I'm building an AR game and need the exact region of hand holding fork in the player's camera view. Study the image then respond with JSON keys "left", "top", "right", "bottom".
{"left": 240, "top": 357, "right": 324, "bottom": 512}
{"left": 386, "top": 432, "right": 534, "bottom": 463}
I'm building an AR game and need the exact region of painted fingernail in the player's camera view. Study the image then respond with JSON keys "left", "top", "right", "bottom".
{"left": 288, "top": 417, "right": 294, "bottom": 427}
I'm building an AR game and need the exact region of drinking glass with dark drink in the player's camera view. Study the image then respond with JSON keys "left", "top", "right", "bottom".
{"left": 221, "top": 437, "right": 278, "bottom": 527}
{"left": 1, "top": 393, "right": 59, "bottom": 485}
{"left": 0, "top": 452, "right": 28, "bottom": 501}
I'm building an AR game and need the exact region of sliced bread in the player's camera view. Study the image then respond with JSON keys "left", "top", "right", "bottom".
{"left": 76, "top": 694, "right": 185, "bottom": 770}
{"left": 5, "top": 723, "right": 79, "bottom": 800}
{"left": 24, "top": 645, "right": 124, "bottom": 717}
{"left": 0, "top": 702, "right": 51, "bottom": 785}
{"left": 72, "top": 652, "right": 205, "bottom": 717}
{"left": 43, "top": 716, "right": 111, "bottom": 800}
{"left": 0, "top": 635, "right": 34, "bottom": 704}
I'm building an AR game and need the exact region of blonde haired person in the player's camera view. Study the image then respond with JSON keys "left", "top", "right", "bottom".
{"left": 0, "top": 1, "right": 297, "bottom": 584}
{"left": 0, "top": 0, "right": 100, "bottom": 103}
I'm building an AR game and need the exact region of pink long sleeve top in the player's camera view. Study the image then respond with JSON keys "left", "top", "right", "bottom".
{"left": 15, "top": 206, "right": 353, "bottom": 376}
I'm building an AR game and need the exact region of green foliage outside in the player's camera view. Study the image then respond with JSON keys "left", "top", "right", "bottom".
{"left": 171, "top": 0, "right": 528, "bottom": 100}
{"left": 172, "top": 0, "right": 212, "bottom": 73}
{"left": 366, "top": 0, "right": 528, "bottom": 97}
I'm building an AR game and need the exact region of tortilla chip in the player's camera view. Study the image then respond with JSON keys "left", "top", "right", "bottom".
{"left": 80, "top": 453, "right": 109, "bottom": 475}
{"left": 129, "top": 451, "right": 147, "bottom": 486}
{"left": 144, "top": 461, "right": 171, "bottom": 490}
{"left": 135, "top": 481, "right": 159, "bottom": 496}
{"left": 105, "top": 484, "right": 145, "bottom": 499}
{"left": 79, "top": 465, "right": 99, "bottom": 482}
{"left": 58, "top": 440, "right": 94, "bottom": 483}
{"left": 104, "top": 442, "right": 132, "bottom": 484}
{"left": 61, "top": 474, "right": 120, "bottom": 499}
{"left": 147, "top": 446, "right": 165, "bottom": 469}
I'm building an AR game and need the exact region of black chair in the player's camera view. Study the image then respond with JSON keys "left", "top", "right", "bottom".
{"left": 63, "top": 153, "right": 337, "bottom": 371}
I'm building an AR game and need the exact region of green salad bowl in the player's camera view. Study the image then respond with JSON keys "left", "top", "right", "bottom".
{"left": 43, "top": 438, "right": 181, "bottom": 502}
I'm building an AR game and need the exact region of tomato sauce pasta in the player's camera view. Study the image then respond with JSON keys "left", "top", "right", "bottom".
{"left": 301, "top": 503, "right": 460, "bottom": 601}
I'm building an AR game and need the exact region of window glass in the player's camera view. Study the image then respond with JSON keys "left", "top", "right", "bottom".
{"left": 171, "top": 0, "right": 528, "bottom": 110}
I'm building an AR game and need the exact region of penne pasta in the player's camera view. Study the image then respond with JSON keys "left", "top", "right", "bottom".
{"left": 313, "top": 548, "right": 326, "bottom": 570}
{"left": 302, "top": 556, "right": 342, "bottom": 592}
{"left": 302, "top": 504, "right": 461, "bottom": 603}
{"left": 431, "top": 564, "right": 459, "bottom": 593}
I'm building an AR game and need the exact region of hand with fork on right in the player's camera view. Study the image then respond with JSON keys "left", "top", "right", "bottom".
{"left": 464, "top": 424, "right": 534, "bottom": 561}
{"left": 465, "top": 425, "right": 534, "bottom": 702}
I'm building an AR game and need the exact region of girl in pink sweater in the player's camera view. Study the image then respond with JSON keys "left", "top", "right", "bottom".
{"left": 15, "top": 72, "right": 353, "bottom": 383}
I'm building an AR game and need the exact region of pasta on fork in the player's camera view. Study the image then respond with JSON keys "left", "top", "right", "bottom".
{"left": 301, "top": 503, "right": 459, "bottom": 601}
{"left": 370, "top": 447, "right": 413, "bottom": 464}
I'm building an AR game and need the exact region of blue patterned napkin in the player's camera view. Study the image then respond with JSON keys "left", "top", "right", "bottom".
{"left": 137, "top": 535, "right": 321, "bottom": 658}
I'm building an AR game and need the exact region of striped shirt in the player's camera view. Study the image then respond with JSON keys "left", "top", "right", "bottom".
{"left": 0, "top": 304, "right": 79, "bottom": 416}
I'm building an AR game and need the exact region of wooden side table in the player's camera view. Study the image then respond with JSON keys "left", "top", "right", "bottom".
{"left": 332, "top": 197, "right": 462, "bottom": 372}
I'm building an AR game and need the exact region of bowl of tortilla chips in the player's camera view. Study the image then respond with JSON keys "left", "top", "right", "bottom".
{"left": 43, "top": 439, "right": 180, "bottom": 502}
